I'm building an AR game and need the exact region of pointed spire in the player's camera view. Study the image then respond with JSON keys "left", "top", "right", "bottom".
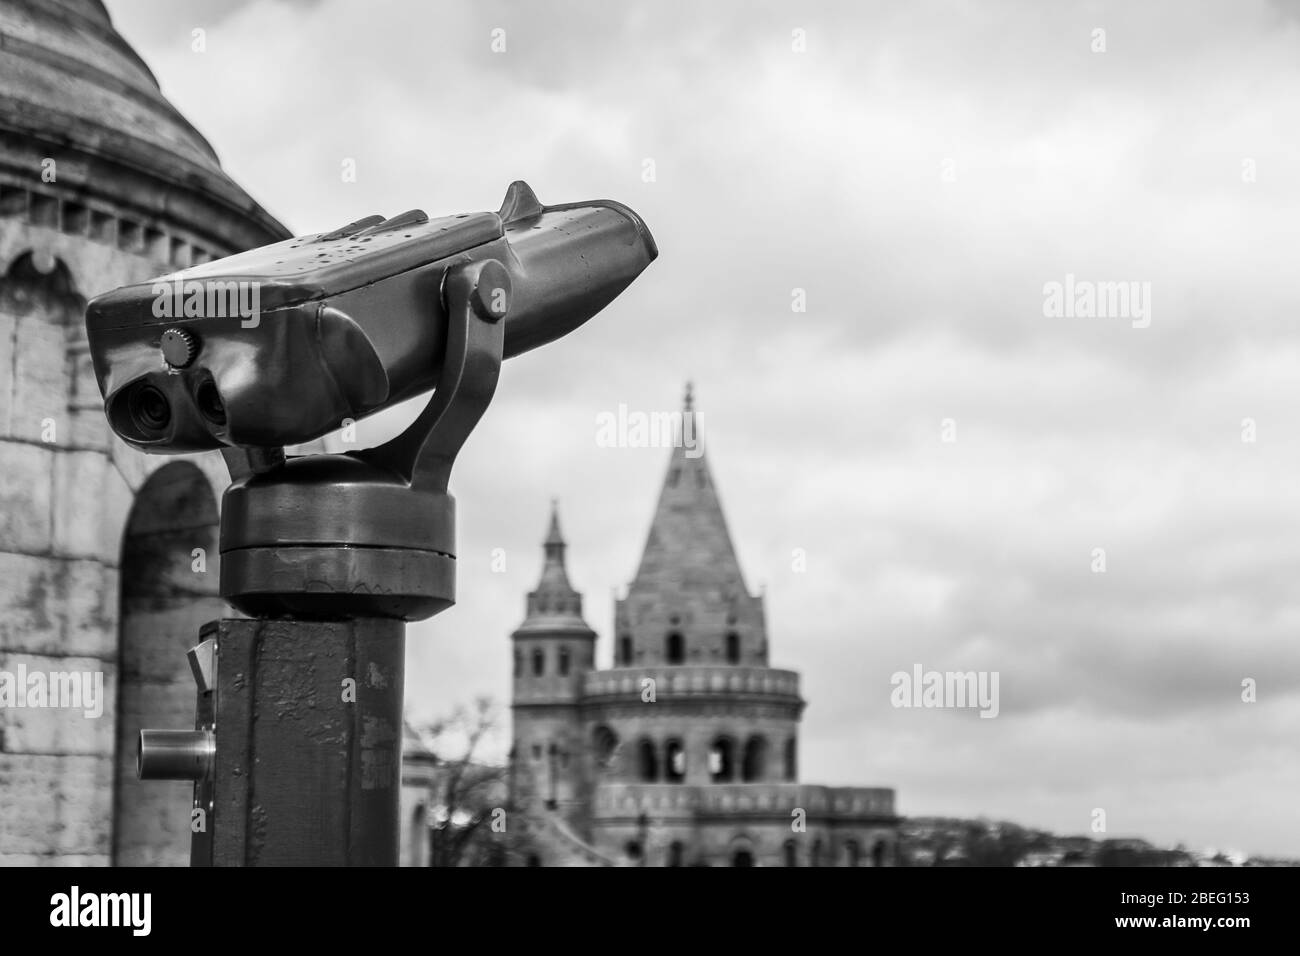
{"left": 544, "top": 498, "right": 565, "bottom": 553}
{"left": 516, "top": 502, "right": 592, "bottom": 633}
{"left": 630, "top": 385, "right": 750, "bottom": 596}
{"left": 538, "top": 499, "right": 571, "bottom": 586}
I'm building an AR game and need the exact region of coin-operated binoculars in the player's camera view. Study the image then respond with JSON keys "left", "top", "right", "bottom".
{"left": 86, "top": 182, "right": 656, "bottom": 865}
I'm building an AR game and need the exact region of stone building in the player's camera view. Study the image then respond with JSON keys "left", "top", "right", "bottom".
{"left": 0, "top": 0, "right": 288, "bottom": 865}
{"left": 509, "top": 391, "right": 899, "bottom": 866}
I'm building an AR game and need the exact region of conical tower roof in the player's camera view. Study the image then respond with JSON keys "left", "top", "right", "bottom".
{"left": 630, "top": 384, "right": 750, "bottom": 597}
{"left": 515, "top": 502, "right": 594, "bottom": 635}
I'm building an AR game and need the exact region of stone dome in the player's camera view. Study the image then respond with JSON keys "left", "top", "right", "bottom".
{"left": 0, "top": 0, "right": 288, "bottom": 260}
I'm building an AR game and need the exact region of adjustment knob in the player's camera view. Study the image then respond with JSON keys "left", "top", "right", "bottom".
{"left": 160, "top": 327, "right": 197, "bottom": 369}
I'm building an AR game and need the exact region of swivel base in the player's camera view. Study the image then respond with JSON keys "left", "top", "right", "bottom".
{"left": 219, "top": 454, "right": 458, "bottom": 621}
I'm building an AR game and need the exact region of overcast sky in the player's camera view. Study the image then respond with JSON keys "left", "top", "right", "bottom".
{"left": 107, "top": 0, "right": 1300, "bottom": 857}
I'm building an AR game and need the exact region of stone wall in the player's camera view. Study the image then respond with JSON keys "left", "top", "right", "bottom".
{"left": 0, "top": 213, "right": 229, "bottom": 865}
{"left": 590, "top": 782, "right": 898, "bottom": 866}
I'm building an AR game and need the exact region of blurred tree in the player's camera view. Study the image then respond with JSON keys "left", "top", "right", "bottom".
{"left": 421, "top": 697, "right": 513, "bottom": 867}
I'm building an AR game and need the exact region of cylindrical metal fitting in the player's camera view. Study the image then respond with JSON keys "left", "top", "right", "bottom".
{"left": 138, "top": 729, "right": 215, "bottom": 781}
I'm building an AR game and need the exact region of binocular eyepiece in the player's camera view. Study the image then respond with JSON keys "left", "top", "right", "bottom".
{"left": 86, "top": 181, "right": 657, "bottom": 453}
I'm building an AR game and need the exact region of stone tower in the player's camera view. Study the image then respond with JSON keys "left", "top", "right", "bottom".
{"left": 606, "top": 385, "right": 798, "bottom": 793}
{"left": 509, "top": 503, "right": 597, "bottom": 834}
{"left": 509, "top": 388, "right": 898, "bottom": 866}
{"left": 0, "top": 0, "right": 288, "bottom": 865}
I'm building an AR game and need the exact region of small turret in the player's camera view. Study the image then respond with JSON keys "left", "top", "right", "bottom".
{"left": 510, "top": 503, "right": 595, "bottom": 826}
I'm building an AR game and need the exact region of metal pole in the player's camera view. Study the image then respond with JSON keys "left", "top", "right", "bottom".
{"left": 139, "top": 618, "right": 406, "bottom": 866}
{"left": 210, "top": 618, "right": 404, "bottom": 866}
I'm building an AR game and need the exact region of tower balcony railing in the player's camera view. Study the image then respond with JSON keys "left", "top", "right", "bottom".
{"left": 581, "top": 665, "right": 801, "bottom": 703}
{"left": 591, "top": 782, "right": 896, "bottom": 821}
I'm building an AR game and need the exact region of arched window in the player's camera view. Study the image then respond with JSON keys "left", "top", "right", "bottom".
{"left": 531, "top": 648, "right": 544, "bottom": 676}
{"left": 619, "top": 635, "right": 633, "bottom": 665}
{"left": 783, "top": 738, "right": 797, "bottom": 781}
{"left": 783, "top": 839, "right": 798, "bottom": 867}
{"left": 545, "top": 743, "right": 558, "bottom": 809}
{"left": 741, "top": 735, "right": 768, "bottom": 782}
{"left": 872, "top": 840, "right": 887, "bottom": 868}
{"left": 731, "top": 848, "right": 753, "bottom": 867}
{"left": 637, "top": 738, "right": 659, "bottom": 782}
{"left": 593, "top": 725, "right": 619, "bottom": 770}
{"left": 811, "top": 839, "right": 823, "bottom": 867}
{"left": 665, "top": 738, "right": 686, "bottom": 783}
{"left": 726, "top": 631, "right": 740, "bottom": 664}
{"left": 558, "top": 646, "right": 570, "bottom": 676}
{"left": 114, "top": 461, "right": 220, "bottom": 866}
{"left": 668, "top": 841, "right": 684, "bottom": 867}
{"left": 845, "top": 840, "right": 861, "bottom": 867}
{"left": 666, "top": 631, "right": 684, "bottom": 664}
{"left": 708, "top": 736, "right": 735, "bottom": 782}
